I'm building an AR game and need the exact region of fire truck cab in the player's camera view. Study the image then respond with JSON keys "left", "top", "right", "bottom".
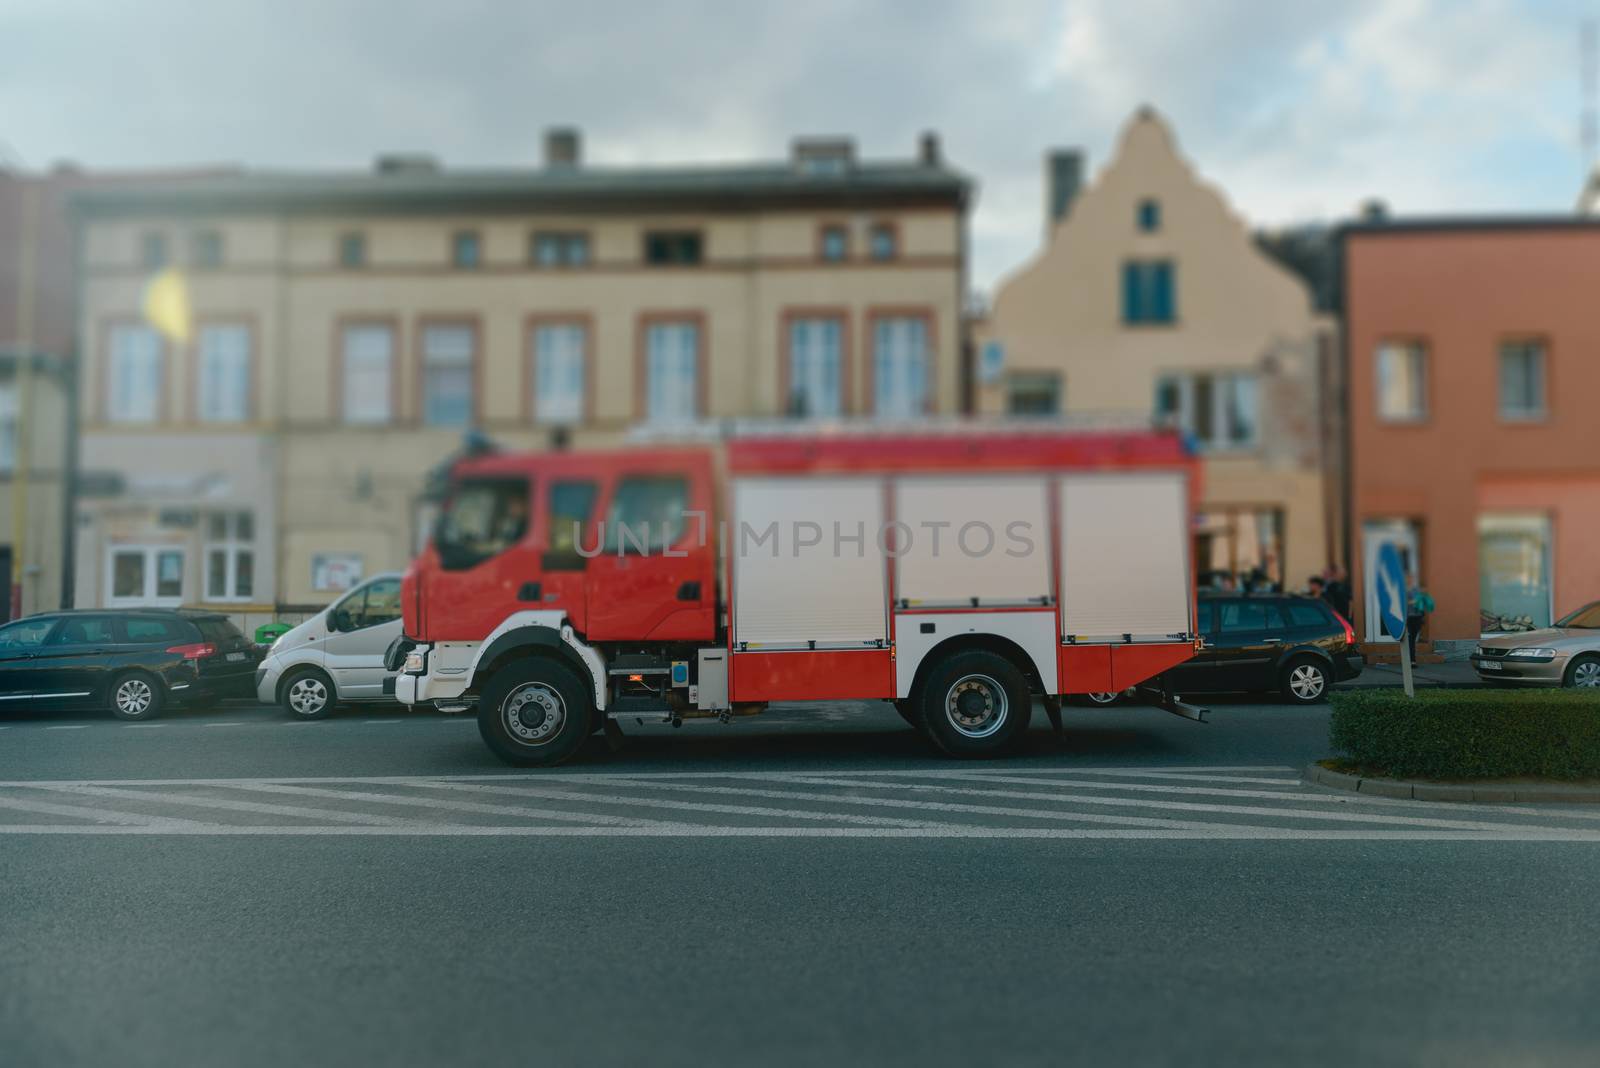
{"left": 394, "top": 423, "right": 1202, "bottom": 766}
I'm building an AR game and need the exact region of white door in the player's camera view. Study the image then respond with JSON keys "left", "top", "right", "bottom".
{"left": 1362, "top": 520, "right": 1419, "bottom": 643}
{"left": 321, "top": 575, "right": 404, "bottom": 699}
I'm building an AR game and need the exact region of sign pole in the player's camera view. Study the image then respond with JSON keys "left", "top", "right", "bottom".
{"left": 1399, "top": 627, "right": 1415, "bottom": 699}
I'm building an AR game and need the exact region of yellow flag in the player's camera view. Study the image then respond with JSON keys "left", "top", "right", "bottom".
{"left": 143, "top": 268, "right": 192, "bottom": 345}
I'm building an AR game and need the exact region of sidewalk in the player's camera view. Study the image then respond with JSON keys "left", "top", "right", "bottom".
{"left": 1343, "top": 658, "right": 1483, "bottom": 689}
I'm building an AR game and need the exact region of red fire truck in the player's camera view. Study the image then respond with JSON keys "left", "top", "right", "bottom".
{"left": 393, "top": 423, "right": 1203, "bottom": 766}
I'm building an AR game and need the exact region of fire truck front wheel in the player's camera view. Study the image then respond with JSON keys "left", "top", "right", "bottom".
{"left": 919, "top": 650, "right": 1032, "bottom": 758}
{"left": 477, "top": 658, "right": 594, "bottom": 767}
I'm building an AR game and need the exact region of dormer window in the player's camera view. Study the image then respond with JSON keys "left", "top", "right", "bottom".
{"left": 791, "top": 137, "right": 855, "bottom": 176}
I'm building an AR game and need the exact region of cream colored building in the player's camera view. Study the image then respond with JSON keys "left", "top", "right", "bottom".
{"left": 73, "top": 131, "right": 970, "bottom": 617}
{"left": 973, "top": 109, "right": 1334, "bottom": 589}
{"left": 0, "top": 351, "right": 69, "bottom": 620}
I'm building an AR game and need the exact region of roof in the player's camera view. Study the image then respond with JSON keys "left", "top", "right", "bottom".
{"left": 1340, "top": 214, "right": 1600, "bottom": 238}
{"left": 71, "top": 159, "right": 972, "bottom": 217}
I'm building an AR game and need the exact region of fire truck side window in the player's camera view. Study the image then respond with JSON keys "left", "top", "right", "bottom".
{"left": 435, "top": 477, "right": 532, "bottom": 571}
{"left": 545, "top": 479, "right": 598, "bottom": 570}
{"left": 605, "top": 475, "right": 689, "bottom": 554}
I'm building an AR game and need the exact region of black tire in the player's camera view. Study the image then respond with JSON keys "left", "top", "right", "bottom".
{"left": 280, "top": 667, "right": 336, "bottom": 720}
{"left": 918, "top": 650, "right": 1032, "bottom": 758}
{"left": 477, "top": 658, "right": 594, "bottom": 767}
{"left": 893, "top": 697, "right": 924, "bottom": 730}
{"left": 1564, "top": 653, "right": 1600, "bottom": 690}
{"left": 1280, "top": 655, "right": 1331, "bottom": 705}
{"left": 109, "top": 670, "right": 165, "bottom": 721}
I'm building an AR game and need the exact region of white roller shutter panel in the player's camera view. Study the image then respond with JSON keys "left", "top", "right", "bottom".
{"left": 732, "top": 477, "right": 887, "bottom": 647}
{"left": 894, "top": 477, "right": 1051, "bottom": 606}
{"left": 1059, "top": 472, "right": 1192, "bottom": 640}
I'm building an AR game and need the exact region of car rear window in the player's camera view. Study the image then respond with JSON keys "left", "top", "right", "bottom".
{"left": 1217, "top": 600, "right": 1272, "bottom": 632}
{"left": 1283, "top": 601, "right": 1332, "bottom": 628}
{"left": 195, "top": 619, "right": 246, "bottom": 644}
{"left": 119, "top": 617, "right": 191, "bottom": 644}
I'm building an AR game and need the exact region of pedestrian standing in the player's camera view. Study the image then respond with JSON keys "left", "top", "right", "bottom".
{"left": 1324, "top": 565, "right": 1353, "bottom": 621}
{"left": 1406, "top": 584, "right": 1435, "bottom": 662}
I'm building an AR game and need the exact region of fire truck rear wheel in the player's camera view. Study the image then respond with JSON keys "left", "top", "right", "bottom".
{"left": 477, "top": 659, "right": 593, "bottom": 767}
{"left": 919, "top": 650, "right": 1032, "bottom": 758}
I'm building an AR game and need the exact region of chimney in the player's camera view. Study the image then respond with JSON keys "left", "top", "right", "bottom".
{"left": 1360, "top": 197, "right": 1388, "bottom": 223}
{"left": 1046, "top": 149, "right": 1084, "bottom": 230}
{"left": 919, "top": 131, "right": 941, "bottom": 167}
{"left": 545, "top": 127, "right": 581, "bottom": 169}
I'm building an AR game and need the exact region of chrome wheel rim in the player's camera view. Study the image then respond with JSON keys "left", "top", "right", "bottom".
{"left": 504, "top": 682, "right": 565, "bottom": 745}
{"left": 1289, "top": 664, "right": 1326, "bottom": 700}
{"left": 288, "top": 677, "right": 329, "bottom": 716}
{"left": 116, "top": 678, "right": 154, "bottom": 717}
{"left": 1574, "top": 661, "right": 1600, "bottom": 689}
{"left": 1086, "top": 691, "right": 1118, "bottom": 705}
{"left": 945, "top": 674, "right": 1008, "bottom": 739}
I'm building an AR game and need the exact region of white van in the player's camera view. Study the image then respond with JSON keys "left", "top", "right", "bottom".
{"left": 255, "top": 572, "right": 405, "bottom": 719}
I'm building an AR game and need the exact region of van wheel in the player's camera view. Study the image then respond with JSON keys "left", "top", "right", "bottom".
{"left": 110, "top": 671, "right": 164, "bottom": 721}
{"left": 281, "top": 668, "right": 335, "bottom": 719}
{"left": 1281, "top": 656, "right": 1330, "bottom": 705}
{"left": 919, "top": 650, "right": 1032, "bottom": 758}
{"left": 478, "top": 659, "right": 593, "bottom": 767}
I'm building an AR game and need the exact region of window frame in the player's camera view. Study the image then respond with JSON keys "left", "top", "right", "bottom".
{"left": 105, "top": 545, "right": 186, "bottom": 608}
{"left": 866, "top": 307, "right": 936, "bottom": 418}
{"left": 1137, "top": 198, "right": 1162, "bottom": 232}
{"left": 338, "top": 231, "right": 367, "bottom": 269}
{"left": 0, "top": 375, "right": 17, "bottom": 473}
{"left": 867, "top": 221, "right": 899, "bottom": 262}
{"left": 643, "top": 231, "right": 704, "bottom": 267}
{"left": 603, "top": 474, "right": 692, "bottom": 555}
{"left": 203, "top": 510, "right": 257, "bottom": 604}
{"left": 434, "top": 476, "right": 533, "bottom": 572}
{"left": 817, "top": 223, "right": 850, "bottom": 263}
{"left": 1005, "top": 371, "right": 1062, "bottom": 417}
{"left": 139, "top": 231, "right": 168, "bottom": 270}
{"left": 189, "top": 228, "right": 224, "bottom": 269}
{"left": 451, "top": 229, "right": 482, "bottom": 270}
{"left": 1122, "top": 259, "right": 1177, "bottom": 325}
{"left": 194, "top": 318, "right": 255, "bottom": 424}
{"left": 530, "top": 230, "right": 591, "bottom": 268}
{"left": 335, "top": 316, "right": 399, "bottom": 426}
{"left": 780, "top": 308, "right": 849, "bottom": 417}
{"left": 103, "top": 319, "right": 166, "bottom": 424}
{"left": 1497, "top": 338, "right": 1548, "bottom": 423}
{"left": 1375, "top": 339, "right": 1429, "bottom": 424}
{"left": 1153, "top": 370, "right": 1259, "bottom": 451}
{"left": 526, "top": 313, "right": 592, "bottom": 426}
{"left": 636, "top": 312, "right": 706, "bottom": 423}
{"left": 416, "top": 316, "right": 481, "bottom": 427}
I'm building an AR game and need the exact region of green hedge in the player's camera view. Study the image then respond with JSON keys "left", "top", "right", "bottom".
{"left": 1329, "top": 689, "right": 1600, "bottom": 780}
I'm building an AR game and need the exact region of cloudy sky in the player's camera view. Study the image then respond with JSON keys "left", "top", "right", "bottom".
{"left": 2, "top": 0, "right": 1591, "bottom": 291}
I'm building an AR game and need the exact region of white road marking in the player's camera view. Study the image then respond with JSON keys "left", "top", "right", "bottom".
{"left": 218, "top": 781, "right": 693, "bottom": 829}
{"left": 25, "top": 783, "right": 444, "bottom": 828}
{"left": 44, "top": 725, "right": 88, "bottom": 730}
{"left": 122, "top": 723, "right": 167, "bottom": 729}
{"left": 363, "top": 720, "right": 404, "bottom": 725}
{"left": 203, "top": 722, "right": 246, "bottom": 728}
{"left": 0, "top": 794, "right": 209, "bottom": 828}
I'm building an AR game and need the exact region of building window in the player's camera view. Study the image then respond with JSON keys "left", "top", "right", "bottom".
{"left": 107, "top": 546, "right": 185, "bottom": 606}
{"left": 785, "top": 316, "right": 843, "bottom": 416}
{"left": 340, "top": 323, "right": 394, "bottom": 425}
{"left": 106, "top": 323, "right": 163, "bottom": 423}
{"left": 0, "top": 376, "right": 16, "bottom": 473}
{"left": 1376, "top": 341, "right": 1427, "bottom": 421}
{"left": 1154, "top": 371, "right": 1259, "bottom": 450}
{"left": 140, "top": 231, "right": 168, "bottom": 270}
{"left": 196, "top": 323, "right": 251, "bottom": 423}
{"left": 868, "top": 223, "right": 898, "bottom": 261}
{"left": 531, "top": 231, "right": 590, "bottom": 267}
{"left": 644, "top": 319, "right": 700, "bottom": 423}
{"left": 421, "top": 322, "right": 477, "bottom": 426}
{"left": 1137, "top": 199, "right": 1161, "bottom": 232}
{"left": 452, "top": 230, "right": 482, "bottom": 269}
{"left": 1195, "top": 508, "right": 1285, "bottom": 590}
{"left": 1478, "top": 514, "right": 1552, "bottom": 632}
{"left": 1122, "top": 260, "right": 1176, "bottom": 324}
{"left": 189, "top": 229, "right": 223, "bottom": 268}
{"left": 204, "top": 511, "right": 256, "bottom": 602}
{"left": 872, "top": 314, "right": 929, "bottom": 418}
{"left": 339, "top": 232, "right": 366, "bottom": 268}
{"left": 819, "top": 225, "right": 849, "bottom": 263}
{"left": 1006, "top": 372, "right": 1061, "bottom": 416}
{"left": 644, "top": 231, "right": 703, "bottom": 266}
{"left": 1499, "top": 340, "right": 1546, "bottom": 421}
{"left": 531, "top": 320, "right": 587, "bottom": 424}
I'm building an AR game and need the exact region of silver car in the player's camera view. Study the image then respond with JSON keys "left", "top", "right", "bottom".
{"left": 255, "top": 572, "right": 405, "bottom": 718}
{"left": 1471, "top": 600, "right": 1600, "bottom": 688}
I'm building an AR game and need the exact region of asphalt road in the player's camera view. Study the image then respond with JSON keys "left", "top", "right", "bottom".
{"left": 4, "top": 696, "right": 1599, "bottom": 1067}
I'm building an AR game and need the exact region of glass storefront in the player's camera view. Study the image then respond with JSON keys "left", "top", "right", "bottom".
{"left": 1478, "top": 514, "right": 1552, "bottom": 632}
{"left": 1194, "top": 507, "right": 1285, "bottom": 589}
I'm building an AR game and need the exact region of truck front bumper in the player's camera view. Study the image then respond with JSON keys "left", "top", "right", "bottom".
{"left": 396, "top": 645, "right": 473, "bottom": 707}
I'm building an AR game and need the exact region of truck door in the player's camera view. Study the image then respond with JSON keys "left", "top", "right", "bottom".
{"left": 422, "top": 474, "right": 543, "bottom": 640}
{"left": 584, "top": 470, "right": 716, "bottom": 642}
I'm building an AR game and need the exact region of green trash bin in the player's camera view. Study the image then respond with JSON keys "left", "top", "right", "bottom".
{"left": 255, "top": 621, "right": 292, "bottom": 646}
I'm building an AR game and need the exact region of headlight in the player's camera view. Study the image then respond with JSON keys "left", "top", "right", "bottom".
{"left": 1507, "top": 647, "right": 1557, "bottom": 659}
{"left": 403, "top": 650, "right": 426, "bottom": 673}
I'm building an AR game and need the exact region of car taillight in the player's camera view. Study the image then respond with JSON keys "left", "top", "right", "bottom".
{"left": 167, "top": 642, "right": 217, "bottom": 660}
{"left": 1333, "top": 612, "right": 1355, "bottom": 646}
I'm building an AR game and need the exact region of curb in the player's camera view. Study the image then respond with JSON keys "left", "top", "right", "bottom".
{"left": 1304, "top": 763, "right": 1600, "bottom": 804}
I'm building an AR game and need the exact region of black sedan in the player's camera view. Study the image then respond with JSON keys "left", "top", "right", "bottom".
{"left": 0, "top": 609, "right": 262, "bottom": 720}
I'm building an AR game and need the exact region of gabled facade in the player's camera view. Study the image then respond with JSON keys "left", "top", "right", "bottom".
{"left": 973, "top": 108, "right": 1336, "bottom": 591}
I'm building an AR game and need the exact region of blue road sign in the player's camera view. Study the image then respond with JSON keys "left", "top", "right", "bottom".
{"left": 1375, "top": 542, "right": 1409, "bottom": 641}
